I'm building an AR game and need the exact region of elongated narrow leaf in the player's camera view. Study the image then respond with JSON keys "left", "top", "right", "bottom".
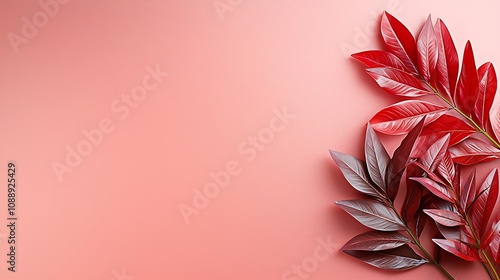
{"left": 330, "top": 151, "right": 383, "bottom": 198}
{"left": 366, "top": 68, "right": 432, "bottom": 97}
{"left": 417, "top": 15, "right": 437, "bottom": 82}
{"left": 460, "top": 170, "right": 476, "bottom": 212}
{"left": 434, "top": 19, "right": 459, "bottom": 102}
{"left": 433, "top": 239, "right": 480, "bottom": 261}
{"left": 437, "top": 151, "right": 456, "bottom": 186}
{"left": 449, "top": 136, "right": 500, "bottom": 165}
{"left": 352, "top": 50, "right": 407, "bottom": 70}
{"left": 455, "top": 41, "right": 479, "bottom": 118}
{"left": 470, "top": 169, "right": 499, "bottom": 237}
{"left": 365, "top": 124, "right": 390, "bottom": 189}
{"left": 475, "top": 63, "right": 497, "bottom": 128}
{"left": 483, "top": 220, "right": 500, "bottom": 252}
{"left": 370, "top": 100, "right": 447, "bottom": 135}
{"left": 335, "top": 199, "right": 405, "bottom": 231}
{"left": 341, "top": 231, "right": 411, "bottom": 251}
{"left": 381, "top": 11, "right": 418, "bottom": 73}
{"left": 402, "top": 165, "right": 423, "bottom": 223}
{"left": 411, "top": 177, "right": 454, "bottom": 203}
{"left": 491, "top": 96, "right": 500, "bottom": 142}
{"left": 420, "top": 114, "right": 475, "bottom": 146}
{"left": 424, "top": 209, "right": 465, "bottom": 227}
{"left": 421, "top": 134, "right": 450, "bottom": 172}
{"left": 344, "top": 245, "right": 427, "bottom": 270}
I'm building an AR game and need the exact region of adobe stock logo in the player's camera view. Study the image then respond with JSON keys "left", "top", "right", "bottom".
{"left": 7, "top": 0, "right": 71, "bottom": 54}
{"left": 179, "top": 106, "right": 296, "bottom": 224}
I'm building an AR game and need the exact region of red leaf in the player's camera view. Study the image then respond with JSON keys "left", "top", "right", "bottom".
{"left": 352, "top": 50, "right": 407, "bottom": 70}
{"left": 433, "top": 239, "right": 480, "bottom": 261}
{"left": 424, "top": 209, "right": 465, "bottom": 227}
{"left": 417, "top": 15, "right": 438, "bottom": 82}
{"left": 434, "top": 19, "right": 459, "bottom": 102}
{"left": 475, "top": 63, "right": 497, "bottom": 128}
{"left": 437, "top": 152, "right": 456, "bottom": 186}
{"left": 364, "top": 124, "right": 390, "bottom": 190}
{"left": 449, "top": 136, "right": 500, "bottom": 165}
{"left": 370, "top": 100, "right": 447, "bottom": 135}
{"left": 402, "top": 165, "right": 423, "bottom": 223}
{"left": 455, "top": 41, "right": 479, "bottom": 118}
{"left": 335, "top": 199, "right": 405, "bottom": 231}
{"left": 470, "top": 169, "right": 499, "bottom": 237}
{"left": 366, "top": 68, "right": 431, "bottom": 97}
{"left": 490, "top": 95, "right": 500, "bottom": 142}
{"left": 330, "top": 151, "right": 383, "bottom": 198}
{"left": 420, "top": 134, "right": 450, "bottom": 172}
{"left": 460, "top": 170, "right": 476, "bottom": 212}
{"left": 420, "top": 114, "right": 476, "bottom": 146}
{"left": 381, "top": 11, "right": 418, "bottom": 73}
{"left": 341, "top": 231, "right": 411, "bottom": 251}
{"left": 411, "top": 177, "right": 454, "bottom": 203}
{"left": 484, "top": 220, "right": 500, "bottom": 253}
{"left": 344, "top": 245, "right": 427, "bottom": 270}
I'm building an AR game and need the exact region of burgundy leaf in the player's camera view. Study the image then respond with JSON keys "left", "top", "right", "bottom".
{"left": 449, "top": 136, "right": 500, "bottom": 165}
{"left": 335, "top": 199, "right": 405, "bottom": 231}
{"left": 366, "top": 68, "right": 432, "bottom": 97}
{"left": 420, "top": 114, "right": 476, "bottom": 146}
{"left": 365, "top": 124, "right": 390, "bottom": 189}
{"left": 455, "top": 41, "right": 479, "bottom": 118}
{"left": 434, "top": 19, "right": 459, "bottom": 102}
{"left": 402, "top": 165, "right": 423, "bottom": 223}
{"left": 370, "top": 100, "right": 447, "bottom": 135}
{"left": 433, "top": 239, "right": 480, "bottom": 261}
{"left": 411, "top": 177, "right": 454, "bottom": 203}
{"left": 460, "top": 170, "right": 476, "bottom": 212}
{"left": 470, "top": 169, "right": 499, "bottom": 237}
{"left": 417, "top": 15, "right": 438, "bottom": 82}
{"left": 344, "top": 245, "right": 427, "bottom": 270}
{"left": 352, "top": 50, "right": 407, "bottom": 70}
{"left": 381, "top": 11, "right": 418, "bottom": 73}
{"left": 424, "top": 209, "right": 465, "bottom": 227}
{"left": 330, "top": 151, "right": 383, "bottom": 198}
{"left": 341, "top": 231, "right": 411, "bottom": 251}
{"left": 475, "top": 63, "right": 497, "bottom": 128}
{"left": 420, "top": 134, "right": 450, "bottom": 172}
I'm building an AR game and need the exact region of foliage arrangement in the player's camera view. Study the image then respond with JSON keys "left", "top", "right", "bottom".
{"left": 331, "top": 11, "right": 500, "bottom": 279}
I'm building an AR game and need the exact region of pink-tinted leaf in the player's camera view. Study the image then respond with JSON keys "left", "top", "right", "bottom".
{"left": 341, "top": 231, "right": 411, "bottom": 251}
{"left": 412, "top": 161, "right": 447, "bottom": 186}
{"left": 420, "top": 114, "right": 476, "bottom": 146}
{"left": 460, "top": 170, "right": 476, "bottom": 212}
{"left": 434, "top": 19, "right": 459, "bottom": 102}
{"left": 455, "top": 41, "right": 479, "bottom": 118}
{"left": 437, "top": 151, "right": 456, "bottom": 186}
{"left": 424, "top": 209, "right": 465, "bottom": 227}
{"left": 421, "top": 134, "right": 450, "bottom": 172}
{"left": 330, "top": 151, "right": 383, "bottom": 198}
{"left": 470, "top": 169, "right": 499, "bottom": 237}
{"left": 433, "top": 239, "right": 480, "bottom": 261}
{"left": 475, "top": 63, "right": 497, "bottom": 128}
{"left": 365, "top": 124, "right": 390, "bottom": 189}
{"left": 370, "top": 100, "right": 447, "bottom": 135}
{"left": 449, "top": 136, "right": 500, "bottom": 165}
{"left": 417, "top": 15, "right": 437, "bottom": 82}
{"left": 344, "top": 245, "right": 427, "bottom": 270}
{"left": 381, "top": 11, "right": 418, "bottom": 73}
{"left": 411, "top": 177, "right": 454, "bottom": 203}
{"left": 335, "top": 199, "right": 405, "bottom": 231}
{"left": 366, "top": 68, "right": 432, "bottom": 97}
{"left": 490, "top": 95, "right": 500, "bottom": 142}
{"left": 352, "top": 50, "right": 407, "bottom": 70}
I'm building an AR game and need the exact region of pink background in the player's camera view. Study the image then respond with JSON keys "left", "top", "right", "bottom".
{"left": 1, "top": 0, "right": 499, "bottom": 279}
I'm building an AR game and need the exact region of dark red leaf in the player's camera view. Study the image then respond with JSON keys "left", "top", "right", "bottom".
{"left": 420, "top": 134, "right": 450, "bottom": 172}
{"left": 455, "top": 41, "right": 479, "bottom": 118}
{"left": 433, "top": 239, "right": 480, "bottom": 261}
{"left": 475, "top": 63, "right": 497, "bottom": 128}
{"left": 335, "top": 199, "right": 405, "bottom": 231}
{"left": 470, "top": 169, "right": 499, "bottom": 237}
{"left": 330, "top": 150, "right": 383, "bottom": 198}
{"left": 449, "top": 136, "right": 500, "bottom": 165}
{"left": 411, "top": 177, "right": 454, "bottom": 203}
{"left": 424, "top": 209, "right": 465, "bottom": 227}
{"left": 420, "top": 114, "right": 476, "bottom": 146}
{"left": 434, "top": 19, "right": 459, "bottom": 102}
{"left": 460, "top": 170, "right": 476, "bottom": 212}
{"left": 352, "top": 50, "right": 407, "bottom": 70}
{"left": 402, "top": 165, "right": 423, "bottom": 223}
{"left": 365, "top": 124, "right": 390, "bottom": 190}
{"left": 381, "top": 11, "right": 418, "bottom": 73}
{"left": 341, "top": 231, "right": 411, "bottom": 251}
{"left": 370, "top": 100, "right": 447, "bottom": 135}
{"left": 366, "top": 68, "right": 432, "bottom": 97}
{"left": 417, "top": 15, "right": 438, "bottom": 82}
{"left": 344, "top": 245, "right": 427, "bottom": 270}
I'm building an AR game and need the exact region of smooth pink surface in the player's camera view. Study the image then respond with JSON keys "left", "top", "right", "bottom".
{"left": 1, "top": 1, "right": 499, "bottom": 279}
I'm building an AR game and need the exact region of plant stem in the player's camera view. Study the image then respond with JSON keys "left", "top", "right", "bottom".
{"left": 423, "top": 81, "right": 500, "bottom": 149}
